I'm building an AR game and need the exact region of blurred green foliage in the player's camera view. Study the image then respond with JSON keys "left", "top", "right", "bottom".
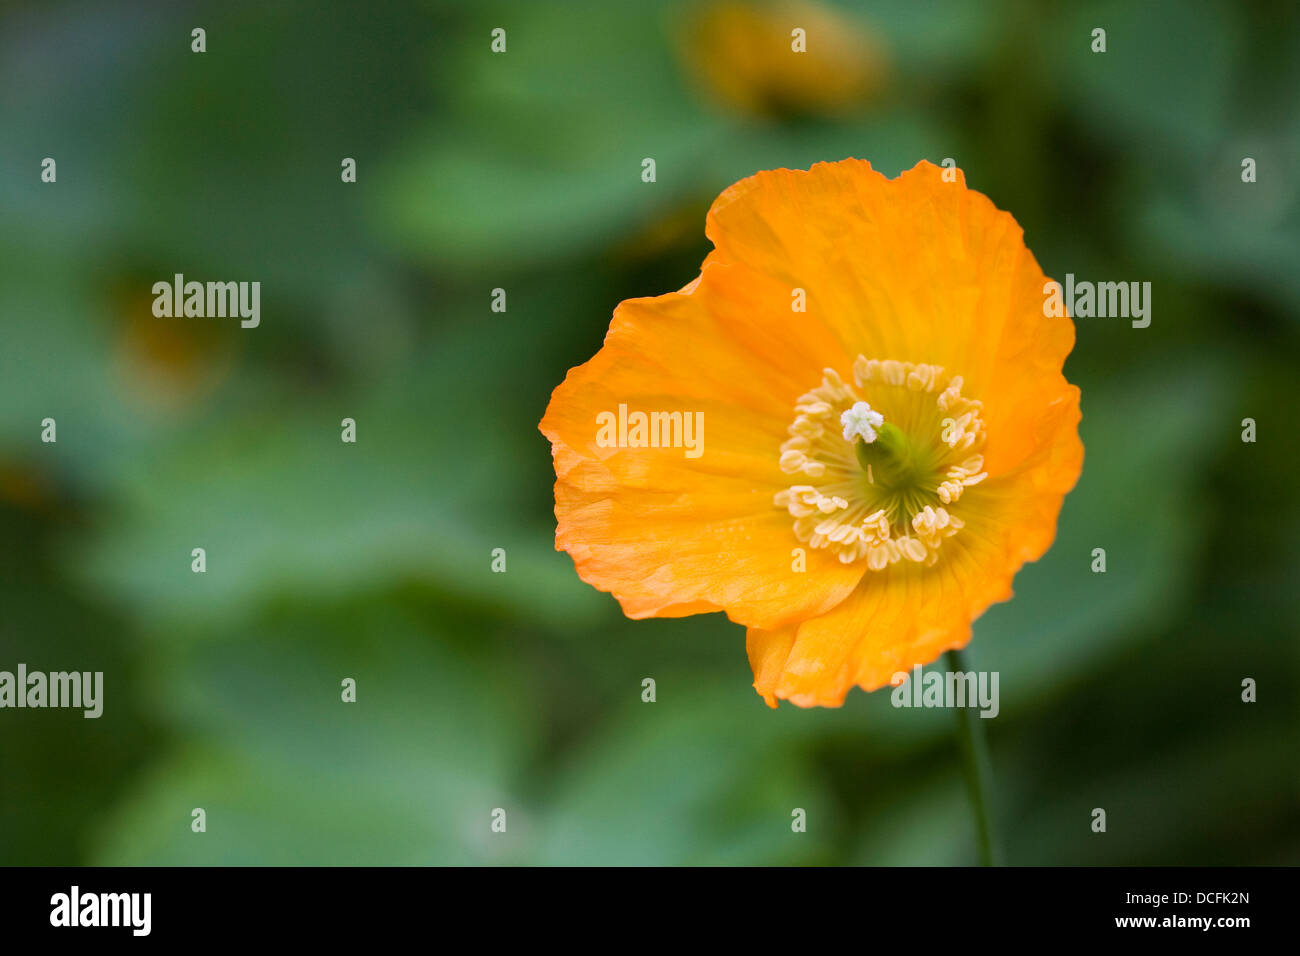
{"left": 1, "top": 0, "right": 1297, "bottom": 865}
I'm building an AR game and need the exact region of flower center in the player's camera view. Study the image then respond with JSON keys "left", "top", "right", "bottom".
{"left": 774, "top": 358, "right": 988, "bottom": 568}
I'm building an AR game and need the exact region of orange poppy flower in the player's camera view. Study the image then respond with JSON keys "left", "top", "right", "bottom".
{"left": 540, "top": 159, "right": 1082, "bottom": 708}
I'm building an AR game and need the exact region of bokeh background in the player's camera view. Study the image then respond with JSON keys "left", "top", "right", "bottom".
{"left": 1, "top": 0, "right": 1297, "bottom": 865}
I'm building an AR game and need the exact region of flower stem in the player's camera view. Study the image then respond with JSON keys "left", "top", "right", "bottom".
{"left": 945, "top": 647, "right": 1002, "bottom": 866}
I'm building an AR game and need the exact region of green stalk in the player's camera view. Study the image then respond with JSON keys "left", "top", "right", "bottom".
{"left": 946, "top": 647, "right": 1002, "bottom": 866}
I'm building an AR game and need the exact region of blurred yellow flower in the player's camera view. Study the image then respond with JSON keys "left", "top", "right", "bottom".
{"left": 678, "top": 0, "right": 888, "bottom": 118}
{"left": 107, "top": 279, "right": 234, "bottom": 415}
